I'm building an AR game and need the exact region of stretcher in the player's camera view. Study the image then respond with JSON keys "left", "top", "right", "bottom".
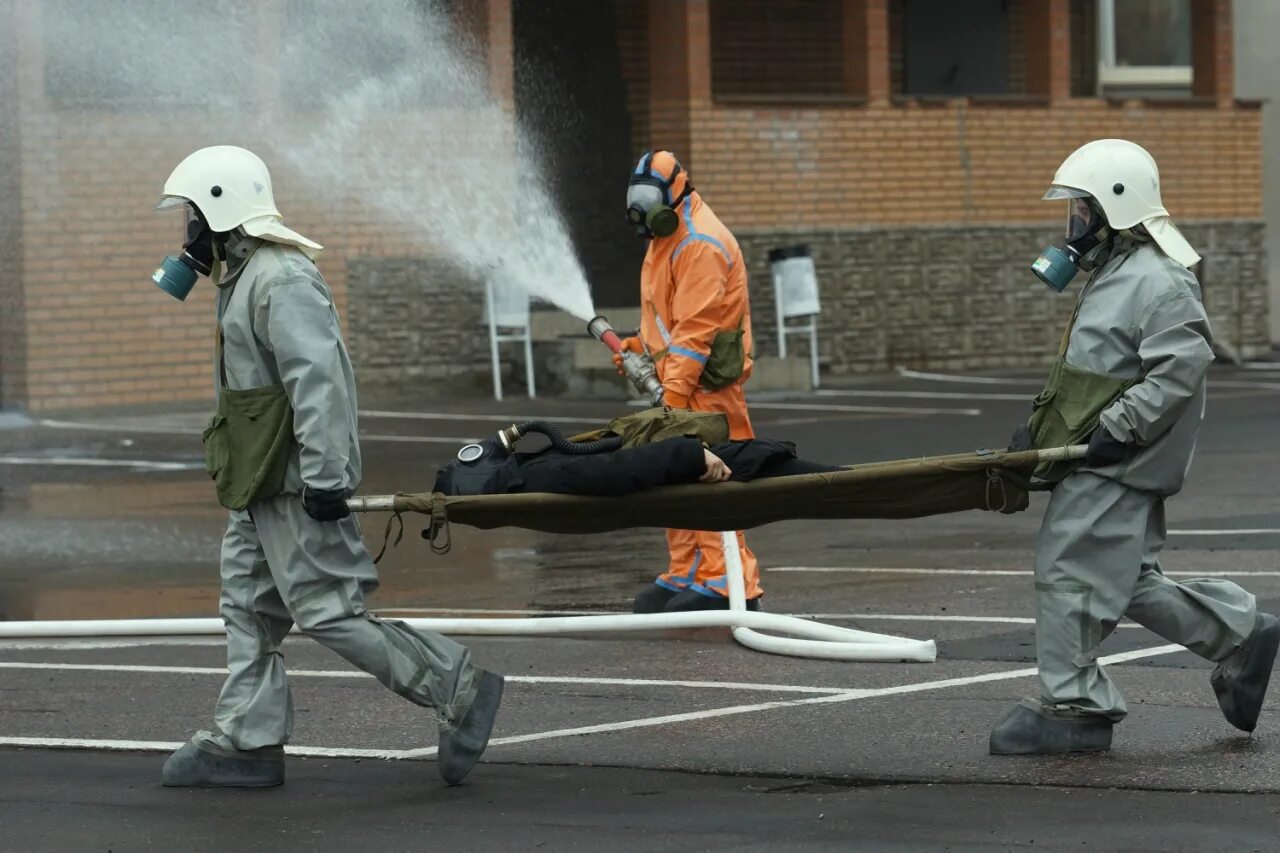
{"left": 0, "top": 447, "right": 1084, "bottom": 664}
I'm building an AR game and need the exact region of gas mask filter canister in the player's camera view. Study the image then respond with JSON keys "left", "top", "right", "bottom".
{"left": 152, "top": 209, "right": 215, "bottom": 301}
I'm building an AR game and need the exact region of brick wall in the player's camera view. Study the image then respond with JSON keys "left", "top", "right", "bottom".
{"left": 739, "top": 221, "right": 1269, "bottom": 375}
{"left": 685, "top": 101, "right": 1261, "bottom": 228}
{"left": 0, "top": 0, "right": 23, "bottom": 409}
{"left": 3, "top": 0, "right": 515, "bottom": 413}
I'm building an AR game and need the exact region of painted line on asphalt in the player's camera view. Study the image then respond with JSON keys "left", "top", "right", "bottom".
{"left": 0, "top": 644, "right": 1183, "bottom": 761}
{"left": 896, "top": 368, "right": 1042, "bottom": 387}
{"left": 770, "top": 566, "right": 1280, "bottom": 578}
{"left": 37, "top": 418, "right": 476, "bottom": 446}
{"left": 814, "top": 389, "right": 1029, "bottom": 402}
{"left": 376, "top": 606, "right": 1144, "bottom": 628}
{"left": 746, "top": 401, "right": 982, "bottom": 417}
{"left": 360, "top": 410, "right": 595, "bottom": 425}
{"left": 0, "top": 661, "right": 847, "bottom": 695}
{"left": 360, "top": 434, "right": 478, "bottom": 445}
{"left": 0, "top": 456, "right": 200, "bottom": 472}
{"left": 626, "top": 399, "right": 983, "bottom": 416}
{"left": 1169, "top": 529, "right": 1280, "bottom": 536}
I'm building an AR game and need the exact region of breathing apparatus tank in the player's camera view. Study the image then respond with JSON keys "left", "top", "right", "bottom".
{"left": 587, "top": 315, "right": 665, "bottom": 406}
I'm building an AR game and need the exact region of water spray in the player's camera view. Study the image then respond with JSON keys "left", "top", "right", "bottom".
{"left": 587, "top": 315, "right": 665, "bottom": 406}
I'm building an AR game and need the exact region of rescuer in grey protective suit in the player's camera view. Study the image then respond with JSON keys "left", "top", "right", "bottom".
{"left": 151, "top": 146, "right": 504, "bottom": 787}
{"left": 991, "top": 139, "right": 1279, "bottom": 755}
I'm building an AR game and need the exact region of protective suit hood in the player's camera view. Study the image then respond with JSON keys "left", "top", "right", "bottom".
{"left": 1045, "top": 139, "right": 1200, "bottom": 268}
{"left": 241, "top": 215, "right": 323, "bottom": 260}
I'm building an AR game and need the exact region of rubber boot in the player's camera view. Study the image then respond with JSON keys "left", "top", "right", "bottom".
{"left": 1211, "top": 613, "right": 1280, "bottom": 733}
{"left": 989, "top": 701, "right": 1113, "bottom": 755}
{"left": 438, "top": 669, "right": 505, "bottom": 786}
{"left": 161, "top": 741, "right": 285, "bottom": 787}
{"left": 633, "top": 583, "right": 678, "bottom": 614}
{"left": 663, "top": 588, "right": 761, "bottom": 613}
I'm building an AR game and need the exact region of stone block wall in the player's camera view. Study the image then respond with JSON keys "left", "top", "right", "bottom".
{"left": 740, "top": 220, "right": 1270, "bottom": 376}
{"left": 344, "top": 258, "right": 498, "bottom": 396}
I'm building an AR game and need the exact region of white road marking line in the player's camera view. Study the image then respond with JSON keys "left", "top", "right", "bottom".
{"left": 38, "top": 418, "right": 476, "bottom": 446}
{"left": 814, "top": 389, "right": 1029, "bottom": 402}
{"left": 0, "top": 638, "right": 226, "bottom": 651}
{"left": 770, "top": 566, "right": 1280, "bottom": 578}
{"left": 747, "top": 402, "right": 982, "bottom": 416}
{"left": 360, "top": 434, "right": 479, "bottom": 445}
{"left": 360, "top": 410, "right": 595, "bottom": 425}
{"left": 0, "top": 456, "right": 199, "bottom": 471}
{"left": 382, "top": 607, "right": 612, "bottom": 615}
{"left": 0, "top": 662, "right": 846, "bottom": 695}
{"left": 896, "top": 368, "right": 1042, "bottom": 386}
{"left": 1169, "top": 529, "right": 1280, "bottom": 536}
{"left": 626, "top": 399, "right": 982, "bottom": 416}
{"left": 0, "top": 644, "right": 1183, "bottom": 761}
{"left": 381, "top": 607, "right": 1142, "bottom": 628}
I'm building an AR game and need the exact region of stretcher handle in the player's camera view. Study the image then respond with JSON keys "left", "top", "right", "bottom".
{"left": 343, "top": 445, "right": 1090, "bottom": 514}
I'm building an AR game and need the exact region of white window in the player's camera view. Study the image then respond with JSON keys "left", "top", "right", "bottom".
{"left": 1097, "top": 0, "right": 1193, "bottom": 89}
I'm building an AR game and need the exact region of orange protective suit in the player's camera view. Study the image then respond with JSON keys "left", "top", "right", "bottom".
{"left": 633, "top": 153, "right": 761, "bottom": 601}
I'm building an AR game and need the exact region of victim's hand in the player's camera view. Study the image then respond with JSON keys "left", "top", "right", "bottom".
{"left": 700, "top": 449, "right": 732, "bottom": 483}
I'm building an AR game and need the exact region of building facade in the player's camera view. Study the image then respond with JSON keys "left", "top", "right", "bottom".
{"left": 0, "top": 0, "right": 1266, "bottom": 413}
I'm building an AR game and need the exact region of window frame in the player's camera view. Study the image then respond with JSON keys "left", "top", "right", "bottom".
{"left": 1096, "top": 0, "right": 1193, "bottom": 90}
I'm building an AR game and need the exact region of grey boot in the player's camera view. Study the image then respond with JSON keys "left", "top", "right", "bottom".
{"left": 161, "top": 741, "right": 285, "bottom": 787}
{"left": 438, "top": 670, "right": 505, "bottom": 786}
{"left": 989, "top": 701, "right": 1113, "bottom": 755}
{"left": 1211, "top": 613, "right": 1280, "bottom": 733}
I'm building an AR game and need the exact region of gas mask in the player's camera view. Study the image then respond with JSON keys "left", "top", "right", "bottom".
{"left": 1031, "top": 194, "right": 1112, "bottom": 292}
{"left": 626, "top": 152, "right": 692, "bottom": 238}
{"left": 152, "top": 202, "right": 218, "bottom": 301}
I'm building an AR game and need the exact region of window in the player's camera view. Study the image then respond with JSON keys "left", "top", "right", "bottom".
{"left": 901, "top": 0, "right": 1010, "bottom": 96}
{"left": 1097, "top": 0, "right": 1192, "bottom": 88}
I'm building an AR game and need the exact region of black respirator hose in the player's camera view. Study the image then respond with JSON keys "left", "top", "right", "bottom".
{"left": 508, "top": 421, "right": 624, "bottom": 455}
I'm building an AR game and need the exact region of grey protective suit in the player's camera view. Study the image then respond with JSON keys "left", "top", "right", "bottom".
{"left": 1035, "top": 238, "right": 1258, "bottom": 721}
{"left": 194, "top": 238, "right": 478, "bottom": 753}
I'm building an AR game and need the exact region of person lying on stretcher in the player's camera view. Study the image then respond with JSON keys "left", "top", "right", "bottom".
{"left": 433, "top": 420, "right": 838, "bottom": 498}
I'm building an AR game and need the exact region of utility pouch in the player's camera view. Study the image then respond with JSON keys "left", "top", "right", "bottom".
{"left": 204, "top": 384, "right": 294, "bottom": 511}
{"left": 570, "top": 407, "right": 730, "bottom": 449}
{"left": 1028, "top": 358, "right": 1136, "bottom": 482}
{"left": 699, "top": 316, "right": 746, "bottom": 391}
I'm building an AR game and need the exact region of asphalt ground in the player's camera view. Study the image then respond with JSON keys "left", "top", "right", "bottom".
{"left": 2, "top": 365, "right": 1280, "bottom": 851}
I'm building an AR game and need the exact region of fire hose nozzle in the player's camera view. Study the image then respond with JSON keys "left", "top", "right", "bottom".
{"left": 587, "top": 315, "right": 665, "bottom": 406}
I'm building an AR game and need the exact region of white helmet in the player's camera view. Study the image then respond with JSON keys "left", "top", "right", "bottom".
{"left": 1044, "top": 139, "right": 1199, "bottom": 268}
{"left": 157, "top": 146, "right": 322, "bottom": 259}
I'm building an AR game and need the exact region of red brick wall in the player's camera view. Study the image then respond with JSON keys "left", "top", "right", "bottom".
{"left": 7, "top": 0, "right": 515, "bottom": 413}
{"left": 686, "top": 101, "right": 1261, "bottom": 228}
{"left": 709, "top": 0, "right": 846, "bottom": 98}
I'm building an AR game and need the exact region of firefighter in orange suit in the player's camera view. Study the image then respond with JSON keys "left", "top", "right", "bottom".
{"left": 618, "top": 150, "right": 762, "bottom": 614}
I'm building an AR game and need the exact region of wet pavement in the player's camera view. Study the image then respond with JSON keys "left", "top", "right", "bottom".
{"left": 2, "top": 366, "right": 1279, "bottom": 851}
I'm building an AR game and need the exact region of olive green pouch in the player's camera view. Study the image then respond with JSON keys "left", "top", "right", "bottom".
{"left": 1028, "top": 362, "right": 1136, "bottom": 482}
{"left": 700, "top": 316, "right": 746, "bottom": 391}
{"left": 203, "top": 309, "right": 295, "bottom": 511}
{"left": 570, "top": 408, "right": 730, "bottom": 449}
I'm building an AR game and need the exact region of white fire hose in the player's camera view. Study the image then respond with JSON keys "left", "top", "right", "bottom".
{"left": 0, "top": 446, "right": 1088, "bottom": 663}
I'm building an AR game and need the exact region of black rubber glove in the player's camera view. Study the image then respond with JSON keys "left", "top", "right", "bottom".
{"left": 1085, "top": 426, "right": 1130, "bottom": 467}
{"left": 1007, "top": 424, "right": 1033, "bottom": 453}
{"left": 302, "top": 486, "right": 351, "bottom": 522}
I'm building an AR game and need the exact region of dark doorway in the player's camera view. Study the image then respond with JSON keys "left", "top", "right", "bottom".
{"left": 513, "top": 0, "right": 644, "bottom": 309}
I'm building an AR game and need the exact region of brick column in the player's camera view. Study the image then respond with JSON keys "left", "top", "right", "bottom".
{"left": 648, "top": 0, "right": 711, "bottom": 170}
{"left": 842, "top": 0, "right": 891, "bottom": 103}
{"left": 1191, "top": 0, "right": 1233, "bottom": 104}
{"left": 0, "top": 0, "right": 30, "bottom": 410}
{"left": 483, "top": 0, "right": 515, "bottom": 107}
{"left": 1023, "top": 0, "right": 1071, "bottom": 101}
